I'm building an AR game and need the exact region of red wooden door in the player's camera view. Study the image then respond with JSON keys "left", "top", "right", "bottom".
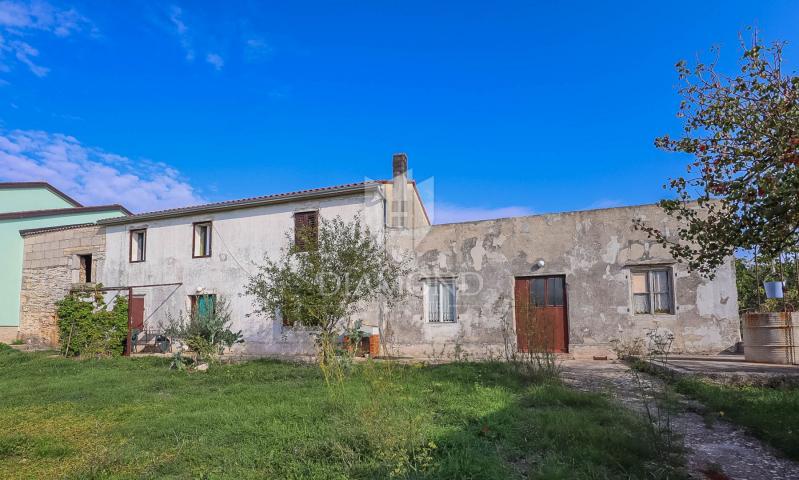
{"left": 514, "top": 276, "right": 568, "bottom": 353}
{"left": 130, "top": 295, "right": 145, "bottom": 331}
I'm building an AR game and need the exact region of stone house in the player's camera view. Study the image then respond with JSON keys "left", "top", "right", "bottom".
{"left": 18, "top": 224, "right": 109, "bottom": 346}
{"left": 16, "top": 155, "right": 741, "bottom": 357}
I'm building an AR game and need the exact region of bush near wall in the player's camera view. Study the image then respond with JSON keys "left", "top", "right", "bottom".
{"left": 56, "top": 290, "right": 128, "bottom": 357}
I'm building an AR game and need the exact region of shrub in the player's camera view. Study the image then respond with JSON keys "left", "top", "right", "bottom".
{"left": 164, "top": 294, "right": 243, "bottom": 363}
{"left": 56, "top": 290, "right": 128, "bottom": 357}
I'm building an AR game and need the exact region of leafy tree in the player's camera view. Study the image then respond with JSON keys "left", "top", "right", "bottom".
{"left": 57, "top": 289, "right": 128, "bottom": 357}
{"left": 635, "top": 32, "right": 799, "bottom": 277}
{"left": 245, "top": 216, "right": 409, "bottom": 363}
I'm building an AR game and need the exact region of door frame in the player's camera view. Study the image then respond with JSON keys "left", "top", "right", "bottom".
{"left": 130, "top": 294, "right": 146, "bottom": 331}
{"left": 513, "top": 274, "right": 569, "bottom": 353}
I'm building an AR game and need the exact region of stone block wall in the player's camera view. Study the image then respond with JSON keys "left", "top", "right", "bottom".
{"left": 19, "top": 224, "right": 107, "bottom": 346}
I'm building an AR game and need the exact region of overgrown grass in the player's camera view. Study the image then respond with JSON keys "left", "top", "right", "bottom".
{"left": 0, "top": 347, "right": 679, "bottom": 479}
{"left": 673, "top": 376, "right": 799, "bottom": 461}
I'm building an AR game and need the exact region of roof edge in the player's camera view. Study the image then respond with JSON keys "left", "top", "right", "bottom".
{"left": 430, "top": 201, "right": 674, "bottom": 227}
{"left": 0, "top": 204, "right": 131, "bottom": 221}
{"left": 0, "top": 182, "right": 83, "bottom": 207}
{"left": 98, "top": 181, "right": 382, "bottom": 226}
{"left": 20, "top": 222, "right": 97, "bottom": 236}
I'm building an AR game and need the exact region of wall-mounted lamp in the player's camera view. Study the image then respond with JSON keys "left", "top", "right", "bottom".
{"left": 196, "top": 286, "right": 205, "bottom": 293}
{"left": 535, "top": 259, "right": 545, "bottom": 269}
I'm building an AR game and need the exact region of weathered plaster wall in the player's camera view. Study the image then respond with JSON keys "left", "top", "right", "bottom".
{"left": 100, "top": 190, "right": 386, "bottom": 356}
{"left": 19, "top": 225, "right": 107, "bottom": 346}
{"left": 383, "top": 204, "right": 740, "bottom": 359}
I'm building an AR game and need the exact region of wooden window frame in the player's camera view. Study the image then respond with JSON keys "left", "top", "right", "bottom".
{"left": 630, "top": 268, "right": 675, "bottom": 316}
{"left": 423, "top": 278, "right": 457, "bottom": 323}
{"left": 129, "top": 228, "right": 147, "bottom": 263}
{"left": 293, "top": 211, "right": 319, "bottom": 252}
{"left": 192, "top": 221, "right": 212, "bottom": 258}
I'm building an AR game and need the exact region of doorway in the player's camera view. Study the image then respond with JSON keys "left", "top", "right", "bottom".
{"left": 130, "top": 295, "right": 145, "bottom": 331}
{"left": 514, "top": 276, "right": 568, "bottom": 353}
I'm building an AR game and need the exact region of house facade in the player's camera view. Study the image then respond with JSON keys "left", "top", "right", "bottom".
{"left": 18, "top": 224, "right": 110, "bottom": 345}
{"left": 0, "top": 182, "right": 129, "bottom": 343}
{"left": 385, "top": 205, "right": 739, "bottom": 359}
{"left": 97, "top": 156, "right": 429, "bottom": 356}
{"left": 91, "top": 155, "right": 740, "bottom": 358}
{"left": 13, "top": 155, "right": 741, "bottom": 358}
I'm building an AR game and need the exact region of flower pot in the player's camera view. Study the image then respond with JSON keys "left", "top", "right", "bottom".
{"left": 764, "top": 281, "right": 784, "bottom": 299}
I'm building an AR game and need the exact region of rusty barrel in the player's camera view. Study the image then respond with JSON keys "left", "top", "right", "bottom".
{"left": 743, "top": 312, "right": 799, "bottom": 365}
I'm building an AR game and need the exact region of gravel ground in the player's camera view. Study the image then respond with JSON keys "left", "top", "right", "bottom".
{"left": 560, "top": 360, "right": 799, "bottom": 480}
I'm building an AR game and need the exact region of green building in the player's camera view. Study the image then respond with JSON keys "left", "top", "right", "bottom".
{"left": 0, "top": 183, "right": 129, "bottom": 342}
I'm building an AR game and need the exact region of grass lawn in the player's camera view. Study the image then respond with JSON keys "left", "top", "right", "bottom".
{"left": 673, "top": 376, "right": 799, "bottom": 461}
{"left": 0, "top": 346, "right": 679, "bottom": 479}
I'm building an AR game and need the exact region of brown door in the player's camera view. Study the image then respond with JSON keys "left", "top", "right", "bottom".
{"left": 130, "top": 295, "right": 145, "bottom": 331}
{"left": 514, "top": 276, "right": 568, "bottom": 353}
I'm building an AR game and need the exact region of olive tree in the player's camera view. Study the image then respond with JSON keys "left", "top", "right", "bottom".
{"left": 245, "top": 216, "right": 409, "bottom": 363}
{"left": 635, "top": 32, "right": 799, "bottom": 277}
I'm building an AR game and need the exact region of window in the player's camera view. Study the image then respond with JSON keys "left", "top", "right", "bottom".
{"left": 425, "top": 278, "right": 456, "bottom": 323}
{"left": 78, "top": 254, "right": 92, "bottom": 283}
{"left": 130, "top": 229, "right": 146, "bottom": 262}
{"left": 631, "top": 269, "right": 673, "bottom": 314}
{"left": 530, "top": 276, "right": 565, "bottom": 307}
{"left": 294, "top": 211, "right": 318, "bottom": 251}
{"left": 190, "top": 294, "right": 216, "bottom": 319}
{"left": 193, "top": 222, "right": 212, "bottom": 258}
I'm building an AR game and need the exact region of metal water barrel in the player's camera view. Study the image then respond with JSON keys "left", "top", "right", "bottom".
{"left": 743, "top": 312, "right": 799, "bottom": 364}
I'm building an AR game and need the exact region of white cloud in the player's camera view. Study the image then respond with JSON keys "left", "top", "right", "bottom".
{"left": 0, "top": 129, "right": 205, "bottom": 213}
{"left": 167, "top": 4, "right": 194, "bottom": 61}
{"left": 432, "top": 202, "right": 535, "bottom": 224}
{"left": 0, "top": 0, "right": 93, "bottom": 76}
{"left": 244, "top": 36, "right": 272, "bottom": 61}
{"left": 205, "top": 52, "right": 223, "bottom": 70}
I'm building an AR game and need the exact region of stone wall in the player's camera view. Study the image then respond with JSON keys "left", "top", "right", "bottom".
{"left": 19, "top": 224, "right": 106, "bottom": 346}
{"left": 384, "top": 204, "right": 741, "bottom": 359}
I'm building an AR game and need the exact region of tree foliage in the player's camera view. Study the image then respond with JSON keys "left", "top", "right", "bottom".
{"left": 245, "top": 216, "right": 409, "bottom": 352}
{"left": 635, "top": 32, "right": 799, "bottom": 277}
{"left": 57, "top": 289, "right": 128, "bottom": 357}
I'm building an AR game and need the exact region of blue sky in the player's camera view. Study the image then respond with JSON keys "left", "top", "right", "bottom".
{"left": 1, "top": 1, "right": 797, "bottom": 222}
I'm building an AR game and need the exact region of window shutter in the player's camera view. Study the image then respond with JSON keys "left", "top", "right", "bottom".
{"left": 294, "top": 211, "right": 318, "bottom": 251}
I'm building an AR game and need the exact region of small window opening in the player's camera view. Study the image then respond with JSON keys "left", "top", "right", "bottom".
{"left": 130, "top": 229, "right": 146, "bottom": 262}
{"left": 193, "top": 222, "right": 212, "bottom": 258}
{"left": 78, "top": 254, "right": 92, "bottom": 283}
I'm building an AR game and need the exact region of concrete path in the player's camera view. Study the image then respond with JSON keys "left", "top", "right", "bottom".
{"left": 561, "top": 360, "right": 799, "bottom": 480}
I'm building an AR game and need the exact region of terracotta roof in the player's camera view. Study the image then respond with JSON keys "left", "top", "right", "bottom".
{"left": 19, "top": 222, "right": 97, "bottom": 236}
{"left": 0, "top": 182, "right": 83, "bottom": 207}
{"left": 0, "top": 204, "right": 132, "bottom": 221}
{"left": 98, "top": 180, "right": 387, "bottom": 225}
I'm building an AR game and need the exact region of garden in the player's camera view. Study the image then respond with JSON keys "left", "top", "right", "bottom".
{"left": 0, "top": 347, "right": 681, "bottom": 479}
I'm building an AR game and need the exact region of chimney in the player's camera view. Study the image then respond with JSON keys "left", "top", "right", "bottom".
{"left": 391, "top": 153, "right": 409, "bottom": 228}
